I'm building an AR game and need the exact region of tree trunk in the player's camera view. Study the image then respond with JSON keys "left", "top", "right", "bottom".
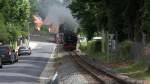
{"left": 127, "top": 0, "right": 144, "bottom": 59}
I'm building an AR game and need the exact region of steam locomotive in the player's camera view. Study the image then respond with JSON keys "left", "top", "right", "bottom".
{"left": 55, "top": 24, "right": 77, "bottom": 51}
{"left": 55, "top": 32, "right": 77, "bottom": 51}
{"left": 63, "top": 31, "right": 77, "bottom": 51}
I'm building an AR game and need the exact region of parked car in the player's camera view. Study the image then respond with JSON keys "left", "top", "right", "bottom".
{"left": 0, "top": 45, "right": 18, "bottom": 63}
{"left": 18, "top": 46, "right": 31, "bottom": 56}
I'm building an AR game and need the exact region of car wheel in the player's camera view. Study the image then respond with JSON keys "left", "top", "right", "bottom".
{"left": 15, "top": 55, "right": 18, "bottom": 62}
{"left": 0, "top": 65, "right": 2, "bottom": 68}
{"left": 0, "top": 57, "right": 2, "bottom": 69}
{"left": 16, "top": 59, "right": 18, "bottom": 62}
{"left": 28, "top": 52, "right": 31, "bottom": 55}
{"left": 10, "top": 60, "right": 14, "bottom": 64}
{"left": 10, "top": 55, "right": 15, "bottom": 64}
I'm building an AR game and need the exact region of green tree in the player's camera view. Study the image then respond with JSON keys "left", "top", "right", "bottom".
{"left": 1, "top": 0, "right": 30, "bottom": 24}
{"left": 0, "top": 0, "right": 31, "bottom": 43}
{"left": 0, "top": 13, "right": 9, "bottom": 43}
{"left": 70, "top": 0, "right": 146, "bottom": 58}
{"left": 69, "top": 0, "right": 106, "bottom": 40}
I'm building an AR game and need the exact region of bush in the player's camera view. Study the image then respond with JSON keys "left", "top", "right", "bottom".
{"left": 79, "top": 40, "right": 102, "bottom": 52}
{"left": 85, "top": 40, "right": 102, "bottom": 53}
{"left": 120, "top": 40, "right": 133, "bottom": 53}
{"left": 94, "top": 40, "right": 102, "bottom": 52}
{"left": 79, "top": 44, "right": 87, "bottom": 51}
{"left": 79, "top": 41, "right": 87, "bottom": 51}
{"left": 119, "top": 40, "right": 133, "bottom": 60}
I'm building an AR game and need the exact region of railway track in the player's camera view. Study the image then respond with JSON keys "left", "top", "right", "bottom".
{"left": 69, "top": 51, "right": 128, "bottom": 84}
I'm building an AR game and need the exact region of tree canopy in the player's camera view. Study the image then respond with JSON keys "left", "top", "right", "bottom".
{"left": 69, "top": 0, "right": 149, "bottom": 42}
{"left": 0, "top": 0, "right": 31, "bottom": 43}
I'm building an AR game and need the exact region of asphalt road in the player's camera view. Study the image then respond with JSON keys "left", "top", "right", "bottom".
{"left": 0, "top": 41, "right": 56, "bottom": 84}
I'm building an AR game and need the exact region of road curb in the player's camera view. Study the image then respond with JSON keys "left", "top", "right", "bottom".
{"left": 75, "top": 51, "right": 143, "bottom": 84}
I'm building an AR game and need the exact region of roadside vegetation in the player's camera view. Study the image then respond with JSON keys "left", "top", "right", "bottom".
{"left": 70, "top": 0, "right": 150, "bottom": 80}
{"left": 79, "top": 39, "right": 150, "bottom": 80}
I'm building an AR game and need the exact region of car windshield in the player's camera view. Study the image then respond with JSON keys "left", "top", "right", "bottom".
{"left": 19, "top": 47, "right": 28, "bottom": 49}
{"left": 0, "top": 47, "right": 9, "bottom": 54}
{"left": 0, "top": 48, "right": 6, "bottom": 52}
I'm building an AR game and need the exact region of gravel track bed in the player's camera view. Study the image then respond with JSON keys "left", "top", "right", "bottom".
{"left": 57, "top": 51, "right": 99, "bottom": 84}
